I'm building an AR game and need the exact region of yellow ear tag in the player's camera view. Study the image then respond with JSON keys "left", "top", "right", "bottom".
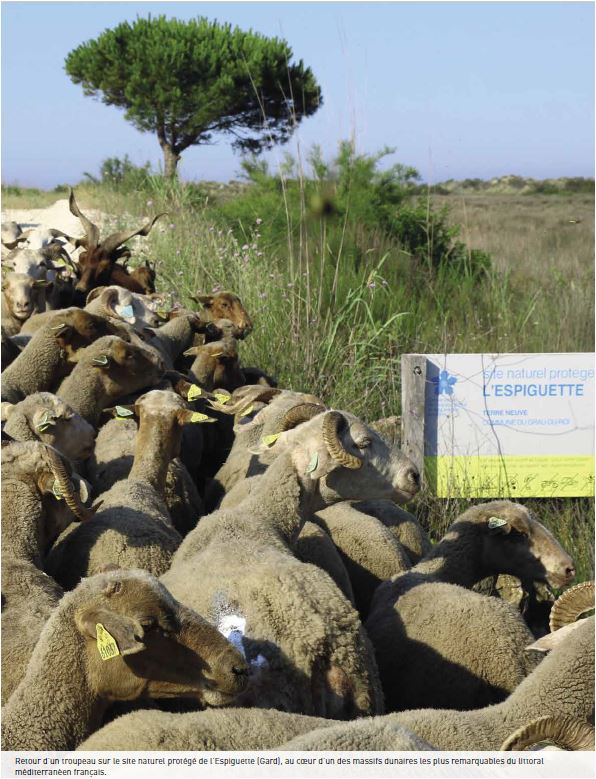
{"left": 157, "top": 309, "right": 168, "bottom": 319}
{"left": 187, "top": 384, "right": 202, "bottom": 401}
{"left": 211, "top": 351, "right": 223, "bottom": 358}
{"left": 213, "top": 392, "right": 230, "bottom": 404}
{"left": 238, "top": 404, "right": 254, "bottom": 418}
{"left": 96, "top": 623, "right": 120, "bottom": 661}
{"left": 262, "top": 433, "right": 281, "bottom": 447}
{"left": 190, "top": 412, "right": 216, "bottom": 423}
{"left": 52, "top": 480, "right": 63, "bottom": 500}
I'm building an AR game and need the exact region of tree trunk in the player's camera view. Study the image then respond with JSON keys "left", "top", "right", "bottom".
{"left": 161, "top": 145, "right": 181, "bottom": 178}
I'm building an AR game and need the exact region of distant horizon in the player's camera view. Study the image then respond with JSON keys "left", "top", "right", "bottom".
{"left": 2, "top": 2, "right": 594, "bottom": 189}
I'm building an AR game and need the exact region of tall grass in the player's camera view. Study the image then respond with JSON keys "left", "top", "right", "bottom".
{"left": 3, "top": 157, "right": 593, "bottom": 579}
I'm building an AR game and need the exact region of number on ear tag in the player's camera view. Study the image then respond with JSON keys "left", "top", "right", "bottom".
{"left": 96, "top": 623, "right": 120, "bottom": 661}
{"left": 187, "top": 384, "right": 202, "bottom": 401}
{"left": 213, "top": 392, "right": 230, "bottom": 405}
{"left": 190, "top": 412, "right": 216, "bottom": 423}
{"left": 52, "top": 480, "right": 63, "bottom": 500}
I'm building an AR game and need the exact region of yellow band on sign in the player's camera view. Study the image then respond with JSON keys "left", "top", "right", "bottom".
{"left": 425, "top": 455, "right": 595, "bottom": 498}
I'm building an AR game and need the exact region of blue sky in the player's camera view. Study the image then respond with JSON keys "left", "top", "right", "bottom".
{"left": 2, "top": 1, "right": 594, "bottom": 188}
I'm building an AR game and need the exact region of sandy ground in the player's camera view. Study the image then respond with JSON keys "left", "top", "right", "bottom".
{"left": 1, "top": 198, "right": 107, "bottom": 239}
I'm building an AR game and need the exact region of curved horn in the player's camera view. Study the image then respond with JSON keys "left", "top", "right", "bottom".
{"left": 100, "top": 213, "right": 167, "bottom": 257}
{"left": 68, "top": 189, "right": 100, "bottom": 249}
{"left": 279, "top": 403, "right": 326, "bottom": 432}
{"left": 549, "top": 581, "right": 595, "bottom": 632}
{"left": 43, "top": 445, "right": 94, "bottom": 521}
{"left": 501, "top": 716, "right": 595, "bottom": 751}
{"left": 322, "top": 411, "right": 362, "bottom": 470}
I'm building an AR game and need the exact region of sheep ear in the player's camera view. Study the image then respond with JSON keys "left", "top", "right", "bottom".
{"left": 526, "top": 621, "right": 586, "bottom": 653}
{"left": 177, "top": 409, "right": 217, "bottom": 425}
{"left": 196, "top": 295, "right": 213, "bottom": 307}
{"left": 0, "top": 402, "right": 15, "bottom": 422}
{"left": 296, "top": 444, "right": 339, "bottom": 481}
{"left": 76, "top": 607, "right": 146, "bottom": 657}
{"left": 183, "top": 347, "right": 200, "bottom": 357}
{"left": 32, "top": 409, "right": 57, "bottom": 432}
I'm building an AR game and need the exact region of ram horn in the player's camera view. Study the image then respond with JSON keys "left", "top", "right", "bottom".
{"left": 43, "top": 445, "right": 94, "bottom": 521}
{"left": 68, "top": 189, "right": 100, "bottom": 249}
{"left": 100, "top": 213, "right": 167, "bottom": 257}
{"left": 501, "top": 716, "right": 595, "bottom": 751}
{"left": 549, "top": 581, "right": 594, "bottom": 633}
{"left": 322, "top": 411, "right": 362, "bottom": 469}
{"left": 279, "top": 403, "right": 326, "bottom": 432}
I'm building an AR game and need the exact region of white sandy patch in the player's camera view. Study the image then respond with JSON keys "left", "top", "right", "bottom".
{"left": 1, "top": 198, "right": 108, "bottom": 239}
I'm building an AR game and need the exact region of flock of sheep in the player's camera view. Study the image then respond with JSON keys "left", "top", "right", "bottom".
{"left": 1, "top": 190, "right": 594, "bottom": 753}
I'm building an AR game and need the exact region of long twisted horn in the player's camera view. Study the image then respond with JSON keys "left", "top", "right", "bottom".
{"left": 279, "top": 403, "right": 326, "bottom": 432}
{"left": 549, "top": 581, "right": 595, "bottom": 632}
{"left": 68, "top": 189, "right": 100, "bottom": 249}
{"left": 322, "top": 411, "right": 362, "bottom": 470}
{"left": 43, "top": 445, "right": 94, "bottom": 521}
{"left": 501, "top": 716, "right": 595, "bottom": 751}
{"left": 100, "top": 213, "right": 167, "bottom": 257}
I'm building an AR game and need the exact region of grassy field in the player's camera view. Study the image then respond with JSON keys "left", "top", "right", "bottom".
{"left": 2, "top": 175, "right": 594, "bottom": 583}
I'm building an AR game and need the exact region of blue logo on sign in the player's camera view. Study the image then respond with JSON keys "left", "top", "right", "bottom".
{"left": 432, "top": 370, "right": 458, "bottom": 395}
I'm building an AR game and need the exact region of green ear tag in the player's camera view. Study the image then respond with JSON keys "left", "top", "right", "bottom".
{"left": 37, "top": 423, "right": 51, "bottom": 433}
{"left": 488, "top": 516, "right": 508, "bottom": 529}
{"left": 115, "top": 405, "right": 134, "bottom": 418}
{"left": 238, "top": 404, "right": 254, "bottom": 418}
{"left": 92, "top": 355, "right": 109, "bottom": 366}
{"left": 190, "top": 412, "right": 216, "bottom": 423}
{"left": 50, "top": 322, "right": 66, "bottom": 331}
{"left": 305, "top": 452, "right": 319, "bottom": 474}
{"left": 262, "top": 433, "right": 281, "bottom": 447}
{"left": 213, "top": 392, "right": 230, "bottom": 405}
{"left": 187, "top": 384, "right": 202, "bottom": 401}
{"left": 96, "top": 623, "right": 120, "bottom": 661}
{"left": 52, "top": 480, "right": 63, "bottom": 500}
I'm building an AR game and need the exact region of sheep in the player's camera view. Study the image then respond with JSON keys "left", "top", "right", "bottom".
{"left": 1, "top": 271, "right": 48, "bottom": 335}
{"left": 1, "top": 220, "right": 32, "bottom": 249}
{"left": 86, "top": 412, "right": 203, "bottom": 537}
{"left": 1, "top": 568, "right": 250, "bottom": 750}
{"left": 276, "top": 718, "right": 437, "bottom": 750}
{"left": 365, "top": 500, "right": 576, "bottom": 712}
{"left": 184, "top": 318, "right": 245, "bottom": 391}
{"left": 161, "top": 409, "right": 420, "bottom": 718}
{"left": 189, "top": 290, "right": 253, "bottom": 339}
{"left": 205, "top": 387, "right": 324, "bottom": 508}
{"left": 1, "top": 392, "right": 96, "bottom": 462}
{"left": 85, "top": 285, "right": 167, "bottom": 332}
{"left": 2, "top": 441, "right": 93, "bottom": 703}
{"left": 351, "top": 498, "right": 432, "bottom": 564}
{"left": 386, "top": 612, "right": 595, "bottom": 749}
{"left": 46, "top": 389, "right": 205, "bottom": 589}
{"left": 77, "top": 599, "right": 594, "bottom": 751}
{"left": 78, "top": 708, "right": 328, "bottom": 751}
{"left": 1, "top": 310, "right": 124, "bottom": 404}
{"left": 144, "top": 311, "right": 211, "bottom": 370}
{"left": 311, "top": 502, "right": 413, "bottom": 618}
{"left": 293, "top": 520, "right": 355, "bottom": 605}
{"left": 67, "top": 189, "right": 166, "bottom": 302}
{"left": 369, "top": 414, "right": 401, "bottom": 447}
{"left": 55, "top": 335, "right": 165, "bottom": 426}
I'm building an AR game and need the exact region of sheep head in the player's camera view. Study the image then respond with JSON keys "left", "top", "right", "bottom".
{"left": 190, "top": 291, "right": 253, "bottom": 339}
{"left": 467, "top": 501, "right": 576, "bottom": 589}
{"left": 85, "top": 336, "right": 165, "bottom": 396}
{"left": 68, "top": 189, "right": 165, "bottom": 298}
{"left": 284, "top": 410, "right": 420, "bottom": 508}
{"left": 2, "top": 272, "right": 48, "bottom": 321}
{"left": 85, "top": 286, "right": 166, "bottom": 331}
{"left": 2, "top": 392, "right": 96, "bottom": 462}
{"left": 49, "top": 309, "right": 126, "bottom": 362}
{"left": 74, "top": 569, "right": 249, "bottom": 704}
